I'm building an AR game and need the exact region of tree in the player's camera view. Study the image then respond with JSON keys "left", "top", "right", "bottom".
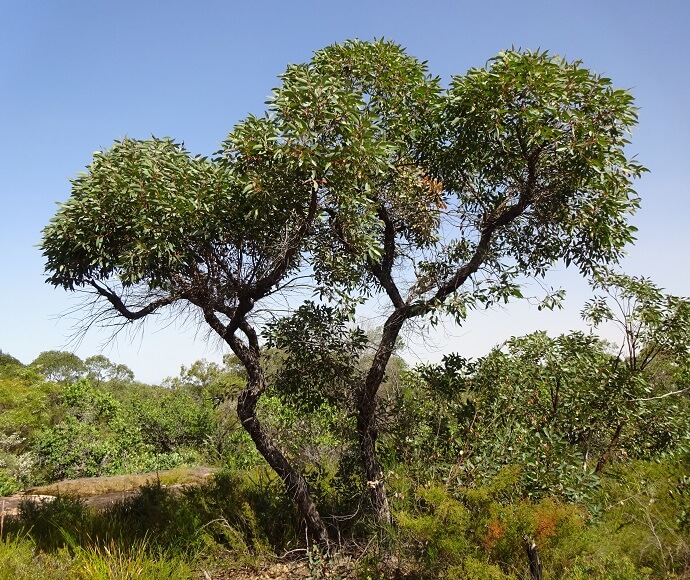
{"left": 31, "top": 350, "right": 86, "bottom": 383}
{"left": 163, "top": 356, "right": 246, "bottom": 403}
{"left": 42, "top": 40, "right": 644, "bottom": 533}
{"left": 41, "top": 139, "right": 332, "bottom": 537}
{"left": 84, "top": 355, "right": 134, "bottom": 387}
{"left": 162, "top": 357, "right": 249, "bottom": 460}
{"left": 271, "top": 44, "right": 644, "bottom": 522}
{"left": 582, "top": 270, "right": 690, "bottom": 469}
{"left": 583, "top": 270, "right": 690, "bottom": 375}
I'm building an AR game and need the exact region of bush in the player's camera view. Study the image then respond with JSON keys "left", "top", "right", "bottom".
{"left": 562, "top": 554, "right": 652, "bottom": 580}
{"left": 99, "top": 479, "right": 204, "bottom": 556}
{"left": 582, "top": 457, "right": 690, "bottom": 577}
{"left": 0, "top": 472, "right": 19, "bottom": 497}
{"left": 183, "top": 468, "right": 301, "bottom": 556}
{"left": 445, "top": 557, "right": 510, "bottom": 580}
{"left": 387, "top": 472, "right": 591, "bottom": 578}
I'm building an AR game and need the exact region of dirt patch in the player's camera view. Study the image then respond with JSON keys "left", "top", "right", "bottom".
{"left": 198, "top": 554, "right": 356, "bottom": 579}
{"left": 200, "top": 562, "right": 312, "bottom": 579}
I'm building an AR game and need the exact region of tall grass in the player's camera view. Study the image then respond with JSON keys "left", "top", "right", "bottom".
{"left": 0, "top": 534, "right": 194, "bottom": 579}
{"left": 70, "top": 539, "right": 194, "bottom": 580}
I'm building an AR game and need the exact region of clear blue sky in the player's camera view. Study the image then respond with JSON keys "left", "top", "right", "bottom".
{"left": 1, "top": 0, "right": 688, "bottom": 383}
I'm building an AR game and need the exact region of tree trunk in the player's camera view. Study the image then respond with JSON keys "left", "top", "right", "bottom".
{"left": 356, "top": 310, "right": 407, "bottom": 525}
{"left": 236, "top": 381, "right": 331, "bottom": 545}
{"left": 219, "top": 322, "right": 332, "bottom": 546}
{"left": 357, "top": 403, "right": 391, "bottom": 525}
{"left": 595, "top": 421, "right": 624, "bottom": 473}
{"left": 523, "top": 535, "right": 543, "bottom": 580}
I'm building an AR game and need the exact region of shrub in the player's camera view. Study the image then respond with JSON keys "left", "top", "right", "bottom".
{"left": 0, "top": 472, "right": 19, "bottom": 497}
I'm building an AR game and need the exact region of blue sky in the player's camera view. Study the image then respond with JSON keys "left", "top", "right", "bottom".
{"left": 1, "top": 1, "right": 689, "bottom": 383}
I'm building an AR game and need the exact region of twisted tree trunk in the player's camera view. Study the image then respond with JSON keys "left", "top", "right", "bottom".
{"left": 237, "top": 378, "right": 331, "bottom": 544}
{"left": 206, "top": 310, "right": 331, "bottom": 546}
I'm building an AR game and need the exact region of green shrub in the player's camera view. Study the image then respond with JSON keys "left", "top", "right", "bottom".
{"left": 562, "top": 553, "right": 652, "bottom": 580}
{"left": 582, "top": 458, "right": 690, "bottom": 577}
{"left": 387, "top": 473, "right": 593, "bottom": 578}
{"left": 184, "top": 468, "right": 301, "bottom": 555}
{"left": 0, "top": 472, "right": 19, "bottom": 496}
{"left": 392, "top": 482, "right": 472, "bottom": 574}
{"left": 445, "top": 557, "right": 511, "bottom": 579}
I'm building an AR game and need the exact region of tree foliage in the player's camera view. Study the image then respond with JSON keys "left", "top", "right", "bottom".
{"left": 31, "top": 350, "right": 85, "bottom": 383}
{"left": 583, "top": 269, "right": 690, "bottom": 372}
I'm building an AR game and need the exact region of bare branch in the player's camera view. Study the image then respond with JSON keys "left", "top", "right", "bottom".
{"left": 90, "top": 281, "right": 175, "bottom": 320}
{"left": 632, "top": 387, "right": 690, "bottom": 402}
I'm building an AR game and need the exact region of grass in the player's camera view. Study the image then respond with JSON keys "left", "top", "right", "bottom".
{"left": 1, "top": 468, "right": 303, "bottom": 574}
{"left": 0, "top": 534, "right": 73, "bottom": 579}
{"left": 0, "top": 534, "right": 194, "bottom": 579}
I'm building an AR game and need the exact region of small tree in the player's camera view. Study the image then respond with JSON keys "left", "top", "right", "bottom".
{"left": 582, "top": 270, "right": 690, "bottom": 469}
{"left": 41, "top": 135, "right": 332, "bottom": 539}
{"left": 84, "top": 355, "right": 134, "bottom": 387}
{"left": 31, "top": 350, "right": 85, "bottom": 383}
{"left": 42, "top": 40, "right": 645, "bottom": 533}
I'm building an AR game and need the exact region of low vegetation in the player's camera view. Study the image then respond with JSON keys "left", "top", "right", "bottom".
{"left": 1, "top": 313, "right": 689, "bottom": 578}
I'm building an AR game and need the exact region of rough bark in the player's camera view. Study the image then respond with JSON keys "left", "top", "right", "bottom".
{"left": 356, "top": 309, "right": 408, "bottom": 525}
{"left": 237, "top": 376, "right": 331, "bottom": 544}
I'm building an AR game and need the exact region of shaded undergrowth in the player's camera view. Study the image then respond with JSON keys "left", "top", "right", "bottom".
{"left": 1, "top": 458, "right": 688, "bottom": 579}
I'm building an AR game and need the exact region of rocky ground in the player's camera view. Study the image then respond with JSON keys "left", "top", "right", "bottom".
{"left": 0, "top": 466, "right": 215, "bottom": 516}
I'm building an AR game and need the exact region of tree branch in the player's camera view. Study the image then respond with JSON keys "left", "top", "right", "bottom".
{"left": 427, "top": 153, "right": 539, "bottom": 310}
{"left": 252, "top": 185, "right": 318, "bottom": 299}
{"left": 89, "top": 281, "right": 175, "bottom": 320}
{"left": 368, "top": 205, "right": 405, "bottom": 309}
{"left": 632, "top": 387, "right": 690, "bottom": 402}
